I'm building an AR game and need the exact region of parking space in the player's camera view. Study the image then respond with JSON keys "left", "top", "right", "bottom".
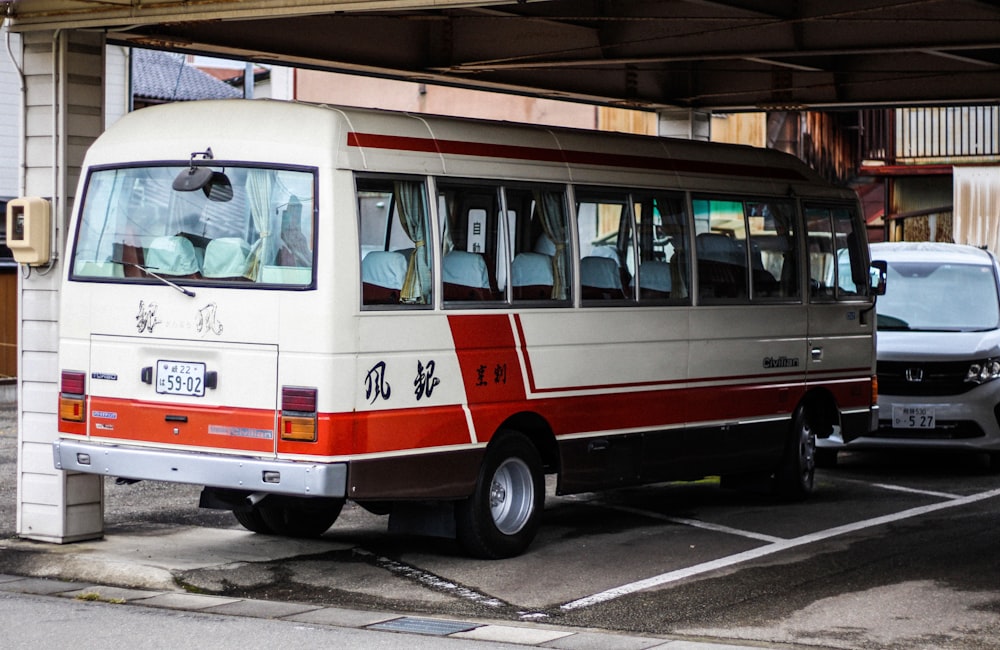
{"left": 151, "top": 452, "right": 1000, "bottom": 628}
{"left": 2, "top": 408, "right": 999, "bottom": 649}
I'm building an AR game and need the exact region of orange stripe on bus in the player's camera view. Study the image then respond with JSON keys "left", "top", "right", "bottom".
{"left": 82, "top": 377, "right": 871, "bottom": 459}
{"left": 280, "top": 406, "right": 474, "bottom": 456}
{"left": 87, "top": 397, "right": 276, "bottom": 454}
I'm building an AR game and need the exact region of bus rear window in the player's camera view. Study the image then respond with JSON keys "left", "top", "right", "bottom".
{"left": 71, "top": 165, "right": 316, "bottom": 287}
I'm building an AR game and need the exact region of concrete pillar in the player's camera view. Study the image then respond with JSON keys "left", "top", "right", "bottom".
{"left": 657, "top": 108, "right": 712, "bottom": 141}
{"left": 17, "top": 29, "right": 105, "bottom": 542}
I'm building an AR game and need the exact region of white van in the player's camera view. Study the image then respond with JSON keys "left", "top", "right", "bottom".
{"left": 818, "top": 241, "right": 1000, "bottom": 469}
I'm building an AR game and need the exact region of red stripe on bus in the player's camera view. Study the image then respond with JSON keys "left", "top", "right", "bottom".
{"left": 447, "top": 314, "right": 527, "bottom": 405}
{"left": 347, "top": 132, "right": 807, "bottom": 181}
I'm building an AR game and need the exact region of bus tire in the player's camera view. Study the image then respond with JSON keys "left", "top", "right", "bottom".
{"left": 456, "top": 432, "right": 544, "bottom": 559}
{"left": 773, "top": 406, "right": 817, "bottom": 500}
{"left": 259, "top": 498, "right": 344, "bottom": 538}
{"left": 233, "top": 507, "right": 273, "bottom": 534}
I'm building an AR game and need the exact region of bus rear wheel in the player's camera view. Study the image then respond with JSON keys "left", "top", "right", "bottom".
{"left": 258, "top": 498, "right": 344, "bottom": 538}
{"left": 233, "top": 507, "right": 273, "bottom": 534}
{"left": 773, "top": 406, "right": 817, "bottom": 500}
{"left": 456, "top": 432, "right": 544, "bottom": 559}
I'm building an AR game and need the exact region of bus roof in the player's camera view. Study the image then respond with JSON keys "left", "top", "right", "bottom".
{"left": 84, "top": 99, "right": 850, "bottom": 199}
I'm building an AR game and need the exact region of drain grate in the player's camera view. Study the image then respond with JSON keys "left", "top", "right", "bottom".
{"left": 368, "top": 616, "right": 482, "bottom": 636}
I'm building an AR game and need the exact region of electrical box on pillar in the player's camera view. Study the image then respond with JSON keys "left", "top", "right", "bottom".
{"left": 5, "top": 196, "right": 52, "bottom": 266}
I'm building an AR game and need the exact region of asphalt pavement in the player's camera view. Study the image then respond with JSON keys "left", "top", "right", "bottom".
{"left": 0, "top": 401, "right": 776, "bottom": 650}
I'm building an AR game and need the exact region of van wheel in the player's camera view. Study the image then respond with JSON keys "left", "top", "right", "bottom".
{"left": 259, "top": 498, "right": 344, "bottom": 538}
{"left": 456, "top": 432, "right": 544, "bottom": 559}
{"left": 233, "top": 507, "right": 273, "bottom": 534}
{"left": 773, "top": 407, "right": 817, "bottom": 500}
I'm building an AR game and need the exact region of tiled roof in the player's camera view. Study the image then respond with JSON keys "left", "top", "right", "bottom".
{"left": 132, "top": 49, "right": 241, "bottom": 101}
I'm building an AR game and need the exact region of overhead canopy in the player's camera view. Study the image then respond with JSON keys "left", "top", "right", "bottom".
{"left": 4, "top": 0, "right": 1000, "bottom": 110}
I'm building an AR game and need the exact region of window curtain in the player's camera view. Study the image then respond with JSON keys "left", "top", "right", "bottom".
{"left": 657, "top": 197, "right": 689, "bottom": 299}
{"left": 394, "top": 181, "right": 431, "bottom": 303}
{"left": 244, "top": 170, "right": 276, "bottom": 281}
{"left": 954, "top": 167, "right": 1000, "bottom": 253}
{"left": 534, "top": 190, "right": 569, "bottom": 299}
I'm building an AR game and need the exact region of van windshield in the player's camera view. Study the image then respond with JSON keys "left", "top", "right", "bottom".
{"left": 71, "top": 165, "right": 316, "bottom": 287}
{"left": 878, "top": 261, "right": 1000, "bottom": 331}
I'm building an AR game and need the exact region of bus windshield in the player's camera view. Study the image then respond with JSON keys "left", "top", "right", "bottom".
{"left": 71, "top": 164, "right": 316, "bottom": 287}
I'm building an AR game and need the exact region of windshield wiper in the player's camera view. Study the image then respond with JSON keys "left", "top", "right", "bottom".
{"left": 120, "top": 261, "right": 197, "bottom": 298}
{"left": 876, "top": 314, "right": 910, "bottom": 330}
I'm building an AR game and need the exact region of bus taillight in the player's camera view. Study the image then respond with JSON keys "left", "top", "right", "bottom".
{"left": 281, "top": 386, "right": 317, "bottom": 442}
{"left": 59, "top": 370, "right": 86, "bottom": 423}
{"left": 872, "top": 374, "right": 879, "bottom": 405}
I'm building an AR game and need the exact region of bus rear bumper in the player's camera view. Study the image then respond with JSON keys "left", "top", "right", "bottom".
{"left": 53, "top": 439, "right": 347, "bottom": 499}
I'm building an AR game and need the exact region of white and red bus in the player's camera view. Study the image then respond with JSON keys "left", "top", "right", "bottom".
{"left": 53, "top": 99, "right": 882, "bottom": 558}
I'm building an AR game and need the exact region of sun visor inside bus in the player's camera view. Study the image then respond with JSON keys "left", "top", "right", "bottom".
{"left": 172, "top": 167, "right": 233, "bottom": 202}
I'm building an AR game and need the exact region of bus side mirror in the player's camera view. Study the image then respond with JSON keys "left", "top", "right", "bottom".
{"left": 870, "top": 260, "right": 887, "bottom": 296}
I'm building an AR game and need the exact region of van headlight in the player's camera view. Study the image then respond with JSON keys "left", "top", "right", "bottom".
{"left": 966, "top": 358, "right": 1000, "bottom": 384}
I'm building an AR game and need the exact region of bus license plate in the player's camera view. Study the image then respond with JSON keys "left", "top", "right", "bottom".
{"left": 156, "top": 360, "right": 206, "bottom": 397}
{"left": 892, "top": 405, "right": 935, "bottom": 429}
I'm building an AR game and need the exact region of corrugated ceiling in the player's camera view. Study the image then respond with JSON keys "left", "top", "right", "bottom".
{"left": 4, "top": 0, "right": 1000, "bottom": 110}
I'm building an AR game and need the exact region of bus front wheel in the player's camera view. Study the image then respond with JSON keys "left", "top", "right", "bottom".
{"left": 456, "top": 432, "right": 544, "bottom": 559}
{"left": 773, "top": 406, "right": 818, "bottom": 500}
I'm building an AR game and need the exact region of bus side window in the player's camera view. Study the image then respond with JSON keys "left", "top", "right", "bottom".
{"left": 832, "top": 207, "right": 868, "bottom": 297}
{"left": 746, "top": 200, "right": 801, "bottom": 301}
{"left": 357, "top": 177, "right": 433, "bottom": 306}
{"left": 632, "top": 192, "right": 690, "bottom": 303}
{"left": 693, "top": 198, "right": 749, "bottom": 302}
{"left": 804, "top": 204, "right": 868, "bottom": 300}
{"left": 506, "top": 186, "right": 570, "bottom": 303}
{"left": 438, "top": 181, "right": 503, "bottom": 303}
{"left": 576, "top": 189, "right": 632, "bottom": 301}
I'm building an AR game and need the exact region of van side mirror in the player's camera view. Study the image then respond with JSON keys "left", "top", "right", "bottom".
{"left": 870, "top": 260, "right": 887, "bottom": 296}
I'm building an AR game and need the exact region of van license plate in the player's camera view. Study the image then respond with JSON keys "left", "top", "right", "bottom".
{"left": 156, "top": 360, "right": 206, "bottom": 397}
{"left": 892, "top": 405, "right": 935, "bottom": 429}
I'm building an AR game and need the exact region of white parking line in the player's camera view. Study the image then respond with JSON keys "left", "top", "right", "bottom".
{"left": 867, "top": 482, "right": 963, "bottom": 500}
{"left": 591, "top": 502, "right": 785, "bottom": 543}
{"left": 560, "top": 486, "right": 1000, "bottom": 611}
{"left": 833, "top": 476, "right": 964, "bottom": 500}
